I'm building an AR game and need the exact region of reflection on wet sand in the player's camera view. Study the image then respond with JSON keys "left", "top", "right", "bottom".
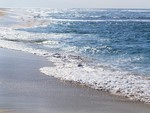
{"left": 0, "top": 110, "right": 14, "bottom": 113}
{"left": 0, "top": 9, "right": 7, "bottom": 113}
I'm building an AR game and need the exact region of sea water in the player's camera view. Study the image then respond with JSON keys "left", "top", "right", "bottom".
{"left": 0, "top": 8, "right": 150, "bottom": 103}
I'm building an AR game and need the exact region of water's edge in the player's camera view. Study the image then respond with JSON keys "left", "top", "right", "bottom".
{"left": 0, "top": 8, "right": 150, "bottom": 104}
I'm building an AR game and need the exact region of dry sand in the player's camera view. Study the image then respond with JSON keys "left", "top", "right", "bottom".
{"left": 0, "top": 48, "right": 150, "bottom": 113}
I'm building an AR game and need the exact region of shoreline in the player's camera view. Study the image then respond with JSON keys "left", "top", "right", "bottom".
{"left": 0, "top": 8, "right": 150, "bottom": 112}
{"left": 0, "top": 48, "right": 150, "bottom": 113}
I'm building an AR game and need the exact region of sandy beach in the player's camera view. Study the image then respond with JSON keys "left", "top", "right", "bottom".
{"left": 0, "top": 48, "right": 149, "bottom": 113}
{"left": 0, "top": 8, "right": 150, "bottom": 113}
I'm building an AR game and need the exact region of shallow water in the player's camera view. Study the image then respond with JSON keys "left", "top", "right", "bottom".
{"left": 13, "top": 8, "right": 150, "bottom": 76}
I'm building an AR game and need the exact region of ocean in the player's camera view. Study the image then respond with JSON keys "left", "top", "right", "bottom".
{"left": 0, "top": 8, "right": 150, "bottom": 103}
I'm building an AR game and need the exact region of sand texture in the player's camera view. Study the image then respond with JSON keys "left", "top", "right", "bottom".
{"left": 0, "top": 48, "right": 150, "bottom": 113}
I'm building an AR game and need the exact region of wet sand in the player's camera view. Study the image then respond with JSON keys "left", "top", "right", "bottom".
{"left": 0, "top": 48, "right": 150, "bottom": 113}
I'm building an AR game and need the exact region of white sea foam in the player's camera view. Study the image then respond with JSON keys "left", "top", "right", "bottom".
{"left": 123, "top": 9, "right": 150, "bottom": 13}
{"left": 0, "top": 40, "right": 49, "bottom": 56}
{"left": 0, "top": 27, "right": 52, "bottom": 56}
{"left": 47, "top": 18, "right": 150, "bottom": 22}
{"left": 40, "top": 58, "right": 150, "bottom": 103}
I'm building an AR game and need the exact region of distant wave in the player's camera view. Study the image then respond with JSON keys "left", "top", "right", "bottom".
{"left": 50, "top": 18, "right": 150, "bottom": 22}
{"left": 122, "top": 9, "right": 150, "bottom": 13}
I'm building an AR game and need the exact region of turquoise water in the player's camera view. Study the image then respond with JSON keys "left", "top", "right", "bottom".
{"left": 17, "top": 9, "right": 150, "bottom": 76}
